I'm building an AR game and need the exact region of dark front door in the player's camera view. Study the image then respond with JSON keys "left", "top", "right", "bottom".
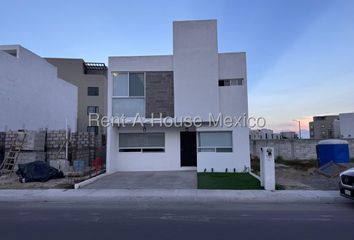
{"left": 180, "top": 131, "right": 197, "bottom": 167}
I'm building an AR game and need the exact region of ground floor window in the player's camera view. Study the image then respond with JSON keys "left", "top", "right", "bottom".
{"left": 198, "top": 131, "right": 233, "bottom": 152}
{"left": 119, "top": 133, "right": 165, "bottom": 152}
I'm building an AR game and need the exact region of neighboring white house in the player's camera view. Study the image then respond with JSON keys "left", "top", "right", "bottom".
{"left": 106, "top": 20, "right": 250, "bottom": 173}
{"left": 0, "top": 45, "right": 78, "bottom": 131}
{"left": 279, "top": 131, "right": 298, "bottom": 139}
{"left": 339, "top": 112, "right": 354, "bottom": 139}
{"left": 333, "top": 119, "right": 341, "bottom": 138}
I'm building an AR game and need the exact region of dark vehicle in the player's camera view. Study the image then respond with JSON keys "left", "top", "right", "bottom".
{"left": 339, "top": 168, "right": 354, "bottom": 200}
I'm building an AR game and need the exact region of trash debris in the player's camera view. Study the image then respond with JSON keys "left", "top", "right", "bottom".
{"left": 316, "top": 161, "right": 347, "bottom": 178}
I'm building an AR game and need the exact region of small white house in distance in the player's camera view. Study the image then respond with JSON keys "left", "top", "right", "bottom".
{"left": 339, "top": 112, "right": 354, "bottom": 138}
{"left": 0, "top": 45, "right": 78, "bottom": 131}
{"left": 250, "top": 129, "right": 281, "bottom": 140}
{"left": 106, "top": 20, "right": 250, "bottom": 173}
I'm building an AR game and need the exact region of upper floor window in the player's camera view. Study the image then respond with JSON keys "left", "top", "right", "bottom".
{"left": 88, "top": 87, "right": 99, "bottom": 96}
{"left": 219, "top": 78, "right": 243, "bottom": 87}
{"left": 112, "top": 72, "right": 145, "bottom": 117}
{"left": 113, "top": 72, "right": 144, "bottom": 97}
{"left": 87, "top": 106, "right": 99, "bottom": 115}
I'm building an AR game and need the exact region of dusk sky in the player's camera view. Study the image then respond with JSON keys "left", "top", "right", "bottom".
{"left": 1, "top": 0, "right": 353, "bottom": 138}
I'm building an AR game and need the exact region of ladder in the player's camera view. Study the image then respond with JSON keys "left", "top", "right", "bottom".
{"left": 54, "top": 138, "right": 69, "bottom": 160}
{"left": 0, "top": 131, "right": 27, "bottom": 176}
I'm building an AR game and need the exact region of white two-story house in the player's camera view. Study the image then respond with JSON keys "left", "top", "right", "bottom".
{"left": 106, "top": 20, "right": 250, "bottom": 173}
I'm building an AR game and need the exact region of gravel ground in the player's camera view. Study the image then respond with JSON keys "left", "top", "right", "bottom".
{"left": 276, "top": 163, "right": 354, "bottom": 190}
{"left": 0, "top": 175, "right": 74, "bottom": 189}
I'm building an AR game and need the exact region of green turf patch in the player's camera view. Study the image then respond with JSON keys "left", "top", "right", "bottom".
{"left": 197, "top": 173, "right": 263, "bottom": 190}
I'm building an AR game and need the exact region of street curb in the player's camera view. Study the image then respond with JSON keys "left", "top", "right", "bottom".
{"left": 0, "top": 189, "right": 350, "bottom": 203}
{"left": 74, "top": 173, "right": 109, "bottom": 189}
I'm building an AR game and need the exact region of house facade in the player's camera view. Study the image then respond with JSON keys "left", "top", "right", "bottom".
{"left": 106, "top": 20, "right": 250, "bottom": 173}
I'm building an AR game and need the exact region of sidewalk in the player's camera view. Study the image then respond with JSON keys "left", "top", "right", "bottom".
{"left": 0, "top": 189, "right": 349, "bottom": 203}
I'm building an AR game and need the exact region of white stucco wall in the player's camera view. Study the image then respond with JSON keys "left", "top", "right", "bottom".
{"left": 339, "top": 112, "right": 354, "bottom": 138}
{"left": 108, "top": 55, "right": 173, "bottom": 72}
{"left": 194, "top": 52, "right": 250, "bottom": 173}
{"left": 218, "top": 53, "right": 248, "bottom": 118}
{"left": 196, "top": 125, "right": 250, "bottom": 173}
{"left": 107, "top": 125, "right": 196, "bottom": 172}
{"left": 0, "top": 45, "right": 78, "bottom": 131}
{"left": 173, "top": 20, "right": 219, "bottom": 120}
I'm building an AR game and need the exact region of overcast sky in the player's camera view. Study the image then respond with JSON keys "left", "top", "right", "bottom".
{"left": 1, "top": 0, "right": 354, "bottom": 138}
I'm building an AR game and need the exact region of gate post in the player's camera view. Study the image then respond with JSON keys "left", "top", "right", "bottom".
{"left": 260, "top": 147, "right": 275, "bottom": 190}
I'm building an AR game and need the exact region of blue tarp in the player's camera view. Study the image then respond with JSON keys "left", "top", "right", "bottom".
{"left": 16, "top": 161, "right": 64, "bottom": 182}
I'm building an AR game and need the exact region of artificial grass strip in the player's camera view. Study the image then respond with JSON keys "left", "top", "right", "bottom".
{"left": 197, "top": 173, "right": 263, "bottom": 190}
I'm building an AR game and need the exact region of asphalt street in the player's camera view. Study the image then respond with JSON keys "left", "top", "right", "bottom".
{"left": 0, "top": 200, "right": 353, "bottom": 240}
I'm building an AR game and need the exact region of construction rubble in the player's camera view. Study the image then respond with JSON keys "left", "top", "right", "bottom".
{"left": 0, "top": 129, "right": 105, "bottom": 187}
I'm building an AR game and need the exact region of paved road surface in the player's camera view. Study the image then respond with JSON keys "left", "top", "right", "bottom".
{"left": 0, "top": 200, "right": 353, "bottom": 240}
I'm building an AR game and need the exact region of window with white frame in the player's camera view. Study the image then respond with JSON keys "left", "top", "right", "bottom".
{"left": 112, "top": 72, "right": 145, "bottom": 117}
{"left": 198, "top": 131, "right": 233, "bottom": 152}
{"left": 119, "top": 133, "right": 165, "bottom": 152}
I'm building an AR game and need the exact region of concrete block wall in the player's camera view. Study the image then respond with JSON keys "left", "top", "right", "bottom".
{"left": 250, "top": 139, "right": 354, "bottom": 160}
{"left": 4, "top": 131, "right": 45, "bottom": 150}
{"left": 2, "top": 130, "right": 101, "bottom": 169}
{"left": 46, "top": 130, "right": 67, "bottom": 160}
{"left": 5, "top": 131, "right": 20, "bottom": 149}
{"left": 46, "top": 131, "right": 97, "bottom": 164}
{"left": 69, "top": 132, "right": 96, "bottom": 164}
{"left": 46, "top": 130, "right": 67, "bottom": 149}
{"left": 4, "top": 131, "right": 46, "bottom": 167}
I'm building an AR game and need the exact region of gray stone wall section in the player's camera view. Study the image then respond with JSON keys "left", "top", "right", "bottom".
{"left": 250, "top": 139, "right": 354, "bottom": 160}
{"left": 146, "top": 71, "right": 174, "bottom": 118}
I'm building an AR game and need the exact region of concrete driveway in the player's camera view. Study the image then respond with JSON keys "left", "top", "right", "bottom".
{"left": 84, "top": 171, "right": 197, "bottom": 189}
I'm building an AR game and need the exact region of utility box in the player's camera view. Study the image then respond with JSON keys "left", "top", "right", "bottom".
{"left": 260, "top": 147, "right": 275, "bottom": 191}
